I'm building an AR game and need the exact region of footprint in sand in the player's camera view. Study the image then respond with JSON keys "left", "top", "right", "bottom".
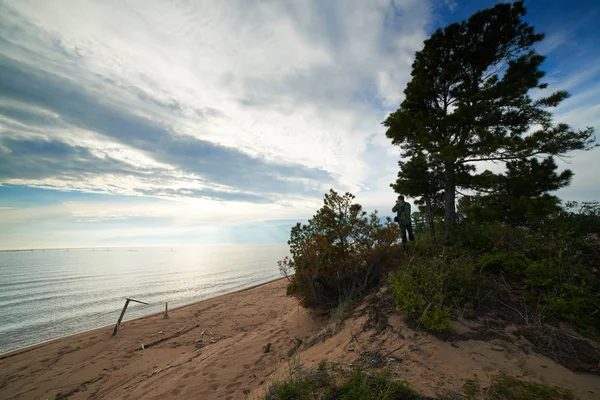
{"left": 209, "top": 381, "right": 220, "bottom": 391}
{"left": 225, "top": 381, "right": 240, "bottom": 391}
{"left": 174, "top": 384, "right": 186, "bottom": 395}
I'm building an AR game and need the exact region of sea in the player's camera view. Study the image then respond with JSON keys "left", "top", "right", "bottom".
{"left": 0, "top": 244, "right": 289, "bottom": 355}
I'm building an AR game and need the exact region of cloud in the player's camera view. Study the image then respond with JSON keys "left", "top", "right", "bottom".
{"left": 0, "top": 57, "right": 334, "bottom": 200}
{"left": 442, "top": 0, "right": 458, "bottom": 13}
{"left": 0, "top": 136, "right": 155, "bottom": 179}
{"left": 0, "top": 0, "right": 430, "bottom": 205}
{"left": 536, "top": 30, "right": 569, "bottom": 55}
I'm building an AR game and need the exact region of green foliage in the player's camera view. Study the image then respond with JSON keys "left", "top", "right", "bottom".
{"left": 280, "top": 189, "right": 402, "bottom": 308}
{"left": 390, "top": 198, "right": 600, "bottom": 336}
{"left": 266, "top": 365, "right": 576, "bottom": 400}
{"left": 486, "top": 373, "right": 575, "bottom": 400}
{"left": 560, "top": 201, "right": 600, "bottom": 236}
{"left": 389, "top": 238, "right": 476, "bottom": 333}
{"left": 267, "top": 368, "right": 332, "bottom": 400}
{"left": 475, "top": 252, "right": 529, "bottom": 274}
{"left": 463, "top": 375, "right": 480, "bottom": 400}
{"left": 461, "top": 158, "right": 572, "bottom": 228}
{"left": 333, "top": 369, "right": 421, "bottom": 400}
{"left": 383, "top": 0, "right": 596, "bottom": 230}
{"left": 265, "top": 365, "right": 421, "bottom": 400}
{"left": 458, "top": 213, "right": 600, "bottom": 336}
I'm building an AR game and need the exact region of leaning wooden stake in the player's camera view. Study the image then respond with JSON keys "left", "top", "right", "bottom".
{"left": 163, "top": 302, "right": 170, "bottom": 319}
{"left": 113, "top": 298, "right": 149, "bottom": 337}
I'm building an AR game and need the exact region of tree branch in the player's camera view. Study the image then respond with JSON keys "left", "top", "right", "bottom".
{"left": 461, "top": 150, "right": 546, "bottom": 163}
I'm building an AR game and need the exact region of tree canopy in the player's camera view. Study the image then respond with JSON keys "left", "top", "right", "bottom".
{"left": 383, "top": 0, "right": 596, "bottom": 232}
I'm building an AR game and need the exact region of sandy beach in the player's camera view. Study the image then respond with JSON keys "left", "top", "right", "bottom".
{"left": 2, "top": 277, "right": 600, "bottom": 400}
{"left": 0, "top": 278, "right": 323, "bottom": 400}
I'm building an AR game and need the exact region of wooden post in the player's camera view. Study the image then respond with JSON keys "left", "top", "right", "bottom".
{"left": 113, "top": 298, "right": 149, "bottom": 337}
{"left": 163, "top": 302, "right": 170, "bottom": 319}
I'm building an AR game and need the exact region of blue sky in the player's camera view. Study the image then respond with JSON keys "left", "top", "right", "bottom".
{"left": 0, "top": 0, "right": 598, "bottom": 249}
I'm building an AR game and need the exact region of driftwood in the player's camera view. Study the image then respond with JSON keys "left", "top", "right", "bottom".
{"left": 163, "top": 302, "right": 170, "bottom": 319}
{"left": 112, "top": 298, "right": 149, "bottom": 337}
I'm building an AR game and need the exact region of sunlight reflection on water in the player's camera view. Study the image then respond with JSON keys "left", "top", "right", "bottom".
{"left": 0, "top": 244, "right": 288, "bottom": 354}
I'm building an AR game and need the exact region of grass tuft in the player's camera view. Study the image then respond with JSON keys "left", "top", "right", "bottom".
{"left": 486, "top": 373, "right": 576, "bottom": 400}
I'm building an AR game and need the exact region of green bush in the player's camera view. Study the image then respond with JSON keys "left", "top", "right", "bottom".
{"left": 279, "top": 190, "right": 403, "bottom": 308}
{"left": 333, "top": 370, "right": 421, "bottom": 400}
{"left": 458, "top": 214, "right": 600, "bottom": 335}
{"left": 265, "top": 365, "right": 421, "bottom": 400}
{"left": 475, "top": 252, "right": 529, "bottom": 274}
{"left": 486, "top": 373, "right": 575, "bottom": 400}
{"left": 389, "top": 238, "right": 476, "bottom": 333}
{"left": 390, "top": 206, "right": 600, "bottom": 335}
{"left": 267, "top": 368, "right": 332, "bottom": 400}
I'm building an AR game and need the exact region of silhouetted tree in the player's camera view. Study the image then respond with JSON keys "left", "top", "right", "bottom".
{"left": 383, "top": 0, "right": 596, "bottom": 234}
{"left": 462, "top": 157, "right": 573, "bottom": 227}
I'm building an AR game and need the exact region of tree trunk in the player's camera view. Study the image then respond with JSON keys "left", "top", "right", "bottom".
{"left": 444, "top": 161, "right": 456, "bottom": 236}
{"left": 425, "top": 196, "right": 435, "bottom": 237}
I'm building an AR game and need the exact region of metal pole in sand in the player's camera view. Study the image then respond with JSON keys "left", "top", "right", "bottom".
{"left": 113, "top": 298, "right": 149, "bottom": 337}
{"left": 163, "top": 302, "right": 170, "bottom": 319}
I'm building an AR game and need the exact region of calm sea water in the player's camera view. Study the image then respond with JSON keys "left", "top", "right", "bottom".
{"left": 0, "top": 244, "right": 289, "bottom": 355}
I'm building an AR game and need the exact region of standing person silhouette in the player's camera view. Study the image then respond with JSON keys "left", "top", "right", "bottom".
{"left": 392, "top": 195, "right": 415, "bottom": 247}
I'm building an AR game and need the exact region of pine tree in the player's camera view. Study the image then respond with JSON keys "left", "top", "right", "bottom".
{"left": 383, "top": 1, "right": 596, "bottom": 233}
{"left": 463, "top": 157, "right": 573, "bottom": 227}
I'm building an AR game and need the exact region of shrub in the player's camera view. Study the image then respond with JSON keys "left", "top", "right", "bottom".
{"left": 486, "top": 373, "right": 575, "bottom": 400}
{"left": 265, "top": 364, "right": 421, "bottom": 400}
{"left": 475, "top": 252, "right": 529, "bottom": 274}
{"left": 280, "top": 190, "right": 402, "bottom": 308}
{"left": 458, "top": 212, "right": 600, "bottom": 335}
{"left": 389, "top": 238, "right": 476, "bottom": 333}
{"left": 332, "top": 369, "right": 421, "bottom": 400}
{"left": 266, "top": 368, "right": 332, "bottom": 400}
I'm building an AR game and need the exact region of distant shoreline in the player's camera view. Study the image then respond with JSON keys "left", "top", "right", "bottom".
{"left": 0, "top": 243, "right": 288, "bottom": 252}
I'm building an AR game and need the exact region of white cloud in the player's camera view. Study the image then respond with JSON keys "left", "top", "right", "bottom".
{"left": 442, "top": 0, "right": 458, "bottom": 13}
{"left": 1, "top": 0, "right": 429, "bottom": 203}
{"left": 536, "top": 30, "right": 569, "bottom": 55}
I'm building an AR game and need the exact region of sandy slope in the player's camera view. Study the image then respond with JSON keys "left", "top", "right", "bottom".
{"left": 0, "top": 278, "right": 323, "bottom": 400}
{"left": 1, "top": 278, "right": 599, "bottom": 400}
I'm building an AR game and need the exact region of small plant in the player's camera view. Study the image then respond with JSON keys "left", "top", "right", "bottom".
{"left": 332, "top": 369, "right": 421, "bottom": 400}
{"left": 486, "top": 373, "right": 575, "bottom": 400}
{"left": 266, "top": 355, "right": 330, "bottom": 400}
{"left": 389, "top": 238, "right": 476, "bottom": 333}
{"left": 265, "top": 364, "right": 421, "bottom": 400}
{"left": 463, "top": 375, "right": 480, "bottom": 399}
{"left": 317, "top": 360, "right": 327, "bottom": 372}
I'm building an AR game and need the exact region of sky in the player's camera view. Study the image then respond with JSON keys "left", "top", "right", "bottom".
{"left": 0, "top": 0, "right": 599, "bottom": 249}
